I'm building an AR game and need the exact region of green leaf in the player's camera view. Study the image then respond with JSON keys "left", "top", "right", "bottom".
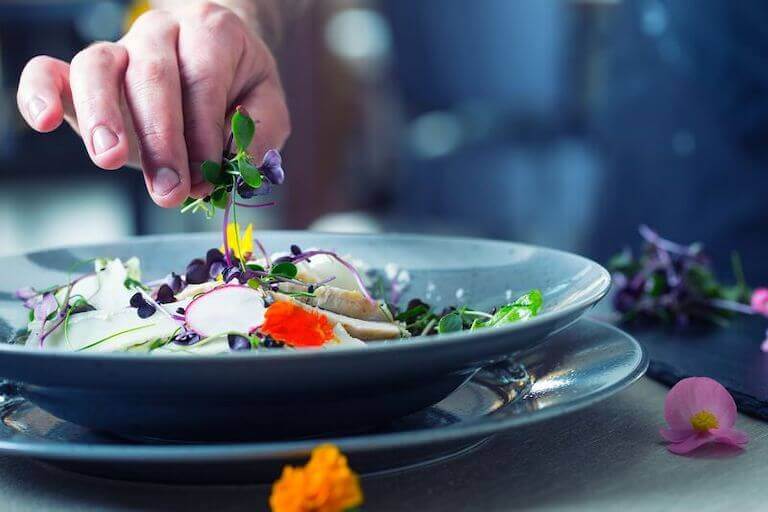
{"left": 246, "top": 278, "right": 262, "bottom": 290}
{"left": 470, "top": 318, "right": 487, "bottom": 330}
{"left": 607, "top": 249, "right": 640, "bottom": 275}
{"left": 511, "top": 289, "right": 543, "bottom": 315}
{"left": 246, "top": 262, "right": 265, "bottom": 272}
{"left": 396, "top": 303, "right": 429, "bottom": 322}
{"left": 437, "top": 312, "right": 463, "bottom": 334}
{"left": 148, "top": 338, "right": 169, "bottom": 351}
{"left": 686, "top": 265, "right": 720, "bottom": 298}
{"left": 201, "top": 160, "right": 226, "bottom": 185}
{"left": 647, "top": 273, "right": 666, "bottom": 297}
{"left": 239, "top": 158, "right": 262, "bottom": 188}
{"left": 124, "top": 277, "right": 148, "bottom": 291}
{"left": 211, "top": 187, "right": 229, "bottom": 209}
{"left": 270, "top": 262, "right": 298, "bottom": 280}
{"left": 232, "top": 108, "right": 255, "bottom": 152}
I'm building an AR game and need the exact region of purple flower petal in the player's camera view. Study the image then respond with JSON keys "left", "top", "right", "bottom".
{"left": 260, "top": 149, "right": 284, "bottom": 185}
{"left": 14, "top": 287, "right": 37, "bottom": 301}
{"left": 34, "top": 293, "right": 57, "bottom": 321}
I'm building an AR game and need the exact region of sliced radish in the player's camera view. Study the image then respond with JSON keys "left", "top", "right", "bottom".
{"left": 185, "top": 285, "right": 265, "bottom": 337}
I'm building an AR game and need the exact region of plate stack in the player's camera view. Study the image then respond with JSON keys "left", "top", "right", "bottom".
{"left": 0, "top": 233, "right": 646, "bottom": 483}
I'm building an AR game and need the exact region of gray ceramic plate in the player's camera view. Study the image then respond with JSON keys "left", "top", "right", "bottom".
{"left": 0, "top": 319, "right": 646, "bottom": 484}
{"left": 0, "top": 232, "right": 610, "bottom": 440}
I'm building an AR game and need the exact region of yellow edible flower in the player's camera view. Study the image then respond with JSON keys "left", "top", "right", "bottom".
{"left": 220, "top": 222, "right": 253, "bottom": 261}
{"left": 270, "top": 444, "right": 363, "bottom": 512}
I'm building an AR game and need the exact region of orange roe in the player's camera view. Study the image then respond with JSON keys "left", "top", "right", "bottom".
{"left": 260, "top": 301, "right": 334, "bottom": 347}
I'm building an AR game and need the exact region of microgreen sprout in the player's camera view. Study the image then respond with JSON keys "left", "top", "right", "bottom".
{"left": 610, "top": 225, "right": 754, "bottom": 326}
{"left": 180, "top": 106, "right": 283, "bottom": 277}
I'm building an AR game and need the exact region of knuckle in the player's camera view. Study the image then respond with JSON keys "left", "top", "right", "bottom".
{"left": 203, "top": 8, "right": 239, "bottom": 32}
{"left": 136, "top": 126, "right": 171, "bottom": 160}
{"left": 72, "top": 43, "right": 116, "bottom": 73}
{"left": 26, "top": 55, "right": 57, "bottom": 72}
{"left": 190, "top": 1, "right": 225, "bottom": 19}
{"left": 131, "top": 9, "right": 174, "bottom": 31}
{"left": 128, "top": 57, "right": 174, "bottom": 87}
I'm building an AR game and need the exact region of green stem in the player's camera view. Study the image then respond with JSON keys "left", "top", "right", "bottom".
{"left": 230, "top": 176, "right": 246, "bottom": 273}
{"left": 76, "top": 324, "right": 155, "bottom": 352}
{"left": 731, "top": 251, "right": 748, "bottom": 300}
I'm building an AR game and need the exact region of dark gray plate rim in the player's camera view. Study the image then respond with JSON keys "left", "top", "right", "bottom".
{"left": 0, "top": 231, "right": 611, "bottom": 361}
{"left": 0, "top": 319, "right": 645, "bottom": 463}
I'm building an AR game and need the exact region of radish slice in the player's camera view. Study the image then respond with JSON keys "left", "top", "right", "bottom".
{"left": 185, "top": 285, "right": 265, "bottom": 337}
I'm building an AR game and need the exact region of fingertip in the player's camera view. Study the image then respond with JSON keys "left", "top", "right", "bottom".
{"left": 146, "top": 166, "right": 191, "bottom": 208}
{"left": 90, "top": 126, "right": 129, "bottom": 170}
{"left": 30, "top": 100, "right": 64, "bottom": 133}
{"left": 93, "top": 147, "right": 129, "bottom": 171}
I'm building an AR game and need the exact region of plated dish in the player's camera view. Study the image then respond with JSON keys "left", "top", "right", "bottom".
{"left": 0, "top": 231, "right": 610, "bottom": 439}
{"left": 0, "top": 319, "right": 647, "bottom": 483}
{"left": 13, "top": 242, "right": 543, "bottom": 355}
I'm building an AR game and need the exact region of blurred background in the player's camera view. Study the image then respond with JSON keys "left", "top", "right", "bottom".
{"left": 0, "top": 0, "right": 765, "bottom": 280}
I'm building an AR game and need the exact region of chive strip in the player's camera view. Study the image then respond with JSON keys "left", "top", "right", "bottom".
{"left": 75, "top": 324, "right": 155, "bottom": 352}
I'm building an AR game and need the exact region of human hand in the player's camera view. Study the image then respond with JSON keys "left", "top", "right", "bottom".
{"left": 17, "top": 1, "right": 290, "bottom": 207}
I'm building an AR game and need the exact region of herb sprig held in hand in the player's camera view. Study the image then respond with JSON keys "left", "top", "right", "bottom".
{"left": 179, "top": 106, "right": 284, "bottom": 218}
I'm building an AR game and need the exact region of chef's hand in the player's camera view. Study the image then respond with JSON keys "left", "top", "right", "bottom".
{"left": 16, "top": 1, "right": 290, "bottom": 207}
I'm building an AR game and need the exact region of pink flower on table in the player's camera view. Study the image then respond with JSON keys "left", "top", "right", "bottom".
{"left": 660, "top": 377, "right": 749, "bottom": 455}
{"left": 751, "top": 288, "right": 768, "bottom": 316}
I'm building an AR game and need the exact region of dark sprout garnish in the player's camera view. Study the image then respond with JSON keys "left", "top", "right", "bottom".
{"left": 166, "top": 272, "right": 185, "bottom": 293}
{"left": 206, "top": 248, "right": 225, "bottom": 266}
{"left": 173, "top": 330, "right": 201, "bottom": 346}
{"left": 155, "top": 284, "right": 176, "bottom": 304}
{"left": 129, "top": 292, "right": 156, "bottom": 319}
{"left": 185, "top": 258, "right": 209, "bottom": 285}
{"left": 69, "top": 298, "right": 95, "bottom": 315}
{"left": 609, "top": 225, "right": 751, "bottom": 326}
{"left": 227, "top": 333, "right": 251, "bottom": 351}
{"left": 261, "top": 335, "right": 284, "bottom": 349}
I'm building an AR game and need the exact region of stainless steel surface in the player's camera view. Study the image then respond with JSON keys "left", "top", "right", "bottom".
{"left": 0, "top": 378, "right": 763, "bottom": 511}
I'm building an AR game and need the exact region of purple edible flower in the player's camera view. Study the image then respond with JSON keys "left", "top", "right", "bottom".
{"left": 209, "top": 260, "right": 226, "bottom": 279}
{"left": 15, "top": 287, "right": 37, "bottom": 301}
{"left": 259, "top": 149, "right": 284, "bottom": 185}
{"left": 165, "top": 272, "right": 185, "bottom": 294}
{"left": 34, "top": 293, "right": 57, "bottom": 322}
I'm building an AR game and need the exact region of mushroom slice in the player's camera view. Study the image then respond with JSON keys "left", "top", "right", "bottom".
{"left": 279, "top": 283, "right": 389, "bottom": 321}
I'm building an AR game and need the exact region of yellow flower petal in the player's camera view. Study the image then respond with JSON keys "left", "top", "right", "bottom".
{"left": 220, "top": 222, "right": 254, "bottom": 261}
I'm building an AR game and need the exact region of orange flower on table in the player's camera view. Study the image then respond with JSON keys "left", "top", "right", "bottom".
{"left": 270, "top": 444, "right": 363, "bottom": 512}
{"left": 260, "top": 301, "right": 334, "bottom": 347}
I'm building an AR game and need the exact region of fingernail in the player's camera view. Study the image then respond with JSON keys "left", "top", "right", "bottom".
{"left": 152, "top": 167, "right": 181, "bottom": 196}
{"left": 28, "top": 97, "right": 47, "bottom": 121}
{"left": 92, "top": 126, "right": 118, "bottom": 155}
